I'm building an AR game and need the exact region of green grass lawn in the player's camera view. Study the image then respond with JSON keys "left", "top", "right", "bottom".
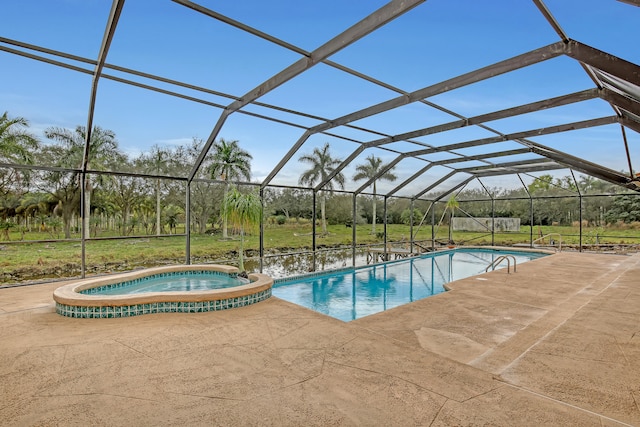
{"left": 1, "top": 223, "right": 638, "bottom": 283}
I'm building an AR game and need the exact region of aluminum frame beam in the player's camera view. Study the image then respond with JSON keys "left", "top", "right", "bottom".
{"left": 173, "top": 0, "right": 514, "bottom": 142}
{"left": 353, "top": 157, "right": 405, "bottom": 195}
{"left": 174, "top": 1, "right": 581, "bottom": 199}
{"left": 412, "top": 171, "right": 458, "bottom": 200}
{"left": 390, "top": 112, "right": 620, "bottom": 199}
{"left": 262, "top": 41, "right": 634, "bottom": 198}
{"left": 456, "top": 158, "right": 555, "bottom": 174}
{"left": 0, "top": 36, "right": 412, "bottom": 144}
{"left": 527, "top": 142, "right": 635, "bottom": 188}
{"left": 620, "top": 116, "right": 640, "bottom": 135}
{"left": 430, "top": 177, "right": 475, "bottom": 203}
{"left": 533, "top": 0, "right": 569, "bottom": 42}
{"left": 385, "top": 163, "right": 435, "bottom": 197}
{"left": 600, "top": 87, "right": 640, "bottom": 118}
{"left": 472, "top": 164, "right": 563, "bottom": 177}
{"left": 384, "top": 148, "right": 531, "bottom": 197}
{"left": 433, "top": 148, "right": 532, "bottom": 166}
{"left": 314, "top": 89, "right": 597, "bottom": 192}
{"left": 81, "top": 0, "right": 125, "bottom": 172}
{"left": 170, "top": 0, "right": 564, "bottom": 188}
{"left": 378, "top": 88, "right": 599, "bottom": 147}
{"left": 186, "top": 0, "right": 424, "bottom": 183}
{"left": 565, "top": 40, "right": 640, "bottom": 88}
{"left": 0, "top": 40, "right": 424, "bottom": 168}
{"left": 315, "top": 145, "right": 367, "bottom": 192}
{"left": 262, "top": 41, "right": 567, "bottom": 188}
{"left": 406, "top": 116, "right": 618, "bottom": 157}
{"left": 312, "top": 42, "right": 567, "bottom": 134}
{"left": 4, "top": 2, "right": 639, "bottom": 203}
{"left": 173, "top": 0, "right": 436, "bottom": 116}
{"left": 351, "top": 115, "right": 615, "bottom": 197}
{"left": 384, "top": 116, "right": 620, "bottom": 198}
{"left": 617, "top": 0, "right": 640, "bottom": 6}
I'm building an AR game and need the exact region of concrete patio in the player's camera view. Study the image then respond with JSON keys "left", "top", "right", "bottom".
{"left": 1, "top": 251, "right": 639, "bottom": 425}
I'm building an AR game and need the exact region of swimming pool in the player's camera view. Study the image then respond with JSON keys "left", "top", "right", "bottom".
{"left": 272, "top": 248, "right": 548, "bottom": 321}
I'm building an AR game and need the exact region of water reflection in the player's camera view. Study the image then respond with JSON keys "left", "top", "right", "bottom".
{"left": 247, "top": 248, "right": 364, "bottom": 278}
{"left": 311, "top": 274, "right": 348, "bottom": 305}
{"left": 356, "top": 265, "right": 397, "bottom": 298}
{"left": 355, "top": 265, "right": 398, "bottom": 313}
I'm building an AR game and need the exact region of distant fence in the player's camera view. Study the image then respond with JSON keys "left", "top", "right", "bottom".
{"left": 452, "top": 217, "right": 520, "bottom": 232}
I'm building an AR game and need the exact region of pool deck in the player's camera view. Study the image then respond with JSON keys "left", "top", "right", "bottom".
{"left": 1, "top": 251, "right": 639, "bottom": 425}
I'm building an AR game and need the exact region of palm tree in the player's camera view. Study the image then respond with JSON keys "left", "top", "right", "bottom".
{"left": 0, "top": 193, "right": 20, "bottom": 240}
{"left": 209, "top": 139, "right": 252, "bottom": 239}
{"left": 140, "top": 144, "right": 170, "bottom": 236}
{"left": 353, "top": 154, "right": 397, "bottom": 234}
{"left": 446, "top": 194, "right": 459, "bottom": 244}
{"left": 34, "top": 153, "right": 81, "bottom": 239}
{"left": 17, "top": 192, "right": 52, "bottom": 232}
{"left": 0, "top": 112, "right": 39, "bottom": 205}
{"left": 298, "top": 142, "right": 345, "bottom": 235}
{"left": 44, "top": 125, "right": 119, "bottom": 236}
{"left": 180, "top": 138, "right": 220, "bottom": 234}
{"left": 221, "top": 186, "right": 262, "bottom": 273}
{"left": 0, "top": 111, "right": 39, "bottom": 164}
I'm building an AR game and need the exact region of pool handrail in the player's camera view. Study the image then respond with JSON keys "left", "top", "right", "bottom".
{"left": 533, "top": 233, "right": 563, "bottom": 251}
{"left": 485, "top": 255, "right": 517, "bottom": 273}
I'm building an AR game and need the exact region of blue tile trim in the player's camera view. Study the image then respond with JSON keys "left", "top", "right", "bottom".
{"left": 56, "top": 288, "right": 272, "bottom": 318}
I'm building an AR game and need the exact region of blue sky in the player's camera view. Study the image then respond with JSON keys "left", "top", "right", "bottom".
{"left": 1, "top": 0, "right": 639, "bottom": 196}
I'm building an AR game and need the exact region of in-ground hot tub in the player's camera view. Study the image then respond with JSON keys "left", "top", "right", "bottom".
{"left": 53, "top": 265, "right": 273, "bottom": 318}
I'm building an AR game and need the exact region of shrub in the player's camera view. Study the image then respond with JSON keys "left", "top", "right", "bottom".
{"left": 400, "top": 208, "right": 423, "bottom": 226}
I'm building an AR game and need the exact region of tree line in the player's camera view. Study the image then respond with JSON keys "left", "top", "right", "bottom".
{"left": 1, "top": 111, "right": 638, "bottom": 241}
{"left": 0, "top": 111, "right": 397, "bottom": 240}
{"left": 1, "top": 111, "right": 235, "bottom": 239}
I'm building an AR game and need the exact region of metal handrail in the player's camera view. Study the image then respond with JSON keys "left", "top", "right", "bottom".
{"left": 532, "top": 233, "right": 562, "bottom": 251}
{"left": 485, "top": 255, "right": 517, "bottom": 273}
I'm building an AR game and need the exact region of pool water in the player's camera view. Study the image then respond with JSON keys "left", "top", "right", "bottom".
{"left": 272, "top": 249, "right": 546, "bottom": 321}
{"left": 88, "top": 272, "right": 246, "bottom": 295}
